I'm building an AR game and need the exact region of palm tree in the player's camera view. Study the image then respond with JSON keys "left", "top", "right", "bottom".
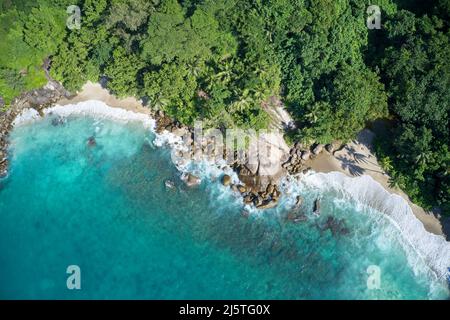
{"left": 186, "top": 59, "right": 203, "bottom": 78}
{"left": 414, "top": 150, "right": 433, "bottom": 167}
{"left": 305, "top": 109, "right": 320, "bottom": 124}
{"left": 379, "top": 156, "right": 394, "bottom": 173}
{"left": 229, "top": 89, "right": 254, "bottom": 113}
{"left": 211, "top": 60, "right": 234, "bottom": 85}
{"left": 151, "top": 95, "right": 169, "bottom": 110}
{"left": 388, "top": 172, "right": 405, "bottom": 190}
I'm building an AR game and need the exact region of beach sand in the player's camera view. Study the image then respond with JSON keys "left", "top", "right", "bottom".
{"left": 57, "top": 81, "right": 152, "bottom": 116}
{"left": 56, "top": 81, "right": 445, "bottom": 236}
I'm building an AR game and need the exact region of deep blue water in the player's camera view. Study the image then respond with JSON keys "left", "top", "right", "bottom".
{"left": 0, "top": 112, "right": 448, "bottom": 299}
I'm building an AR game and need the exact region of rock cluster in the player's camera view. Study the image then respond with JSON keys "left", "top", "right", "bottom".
{"left": 154, "top": 110, "right": 288, "bottom": 210}
{"left": 222, "top": 174, "right": 281, "bottom": 209}
{"left": 153, "top": 109, "right": 343, "bottom": 211}
{"left": 0, "top": 81, "right": 70, "bottom": 178}
{"left": 282, "top": 142, "right": 339, "bottom": 175}
{"left": 282, "top": 144, "right": 312, "bottom": 175}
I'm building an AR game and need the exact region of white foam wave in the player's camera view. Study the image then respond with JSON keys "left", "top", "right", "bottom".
{"left": 12, "top": 108, "right": 41, "bottom": 126}
{"left": 298, "top": 171, "right": 450, "bottom": 281}
{"left": 42, "top": 100, "right": 156, "bottom": 130}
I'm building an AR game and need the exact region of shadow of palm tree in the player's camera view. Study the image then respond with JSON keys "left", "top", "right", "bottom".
{"left": 353, "top": 152, "right": 369, "bottom": 164}
{"left": 352, "top": 152, "right": 386, "bottom": 175}
{"left": 336, "top": 156, "right": 365, "bottom": 176}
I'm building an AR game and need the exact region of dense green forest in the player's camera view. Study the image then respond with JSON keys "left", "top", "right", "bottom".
{"left": 0, "top": 0, "right": 449, "bottom": 215}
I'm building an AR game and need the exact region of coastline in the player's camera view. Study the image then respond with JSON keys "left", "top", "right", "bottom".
{"left": 54, "top": 81, "right": 445, "bottom": 237}
{"left": 5, "top": 80, "right": 449, "bottom": 281}
{"left": 307, "top": 143, "right": 444, "bottom": 236}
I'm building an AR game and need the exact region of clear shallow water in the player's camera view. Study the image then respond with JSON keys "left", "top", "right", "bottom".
{"left": 0, "top": 114, "right": 448, "bottom": 299}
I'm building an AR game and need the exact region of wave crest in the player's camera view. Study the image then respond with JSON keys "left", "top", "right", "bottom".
{"left": 301, "top": 171, "right": 450, "bottom": 281}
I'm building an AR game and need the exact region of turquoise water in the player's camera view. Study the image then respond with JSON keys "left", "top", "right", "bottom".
{"left": 0, "top": 113, "right": 448, "bottom": 299}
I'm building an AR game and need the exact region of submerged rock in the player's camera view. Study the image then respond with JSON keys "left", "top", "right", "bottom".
{"left": 321, "top": 216, "right": 350, "bottom": 236}
{"left": 51, "top": 116, "right": 66, "bottom": 126}
{"left": 87, "top": 136, "right": 96, "bottom": 147}
{"left": 287, "top": 212, "right": 308, "bottom": 223}
{"left": 182, "top": 173, "right": 201, "bottom": 187}
{"left": 165, "top": 179, "right": 175, "bottom": 190}
{"left": 241, "top": 209, "right": 250, "bottom": 217}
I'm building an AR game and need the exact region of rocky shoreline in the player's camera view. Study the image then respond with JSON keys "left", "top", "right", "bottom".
{"left": 0, "top": 80, "right": 70, "bottom": 178}
{"left": 2, "top": 81, "right": 448, "bottom": 237}
{"left": 153, "top": 108, "right": 340, "bottom": 210}
{"left": 0, "top": 81, "right": 345, "bottom": 211}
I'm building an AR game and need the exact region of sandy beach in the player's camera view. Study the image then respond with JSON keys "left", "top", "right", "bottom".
{"left": 306, "top": 133, "right": 444, "bottom": 236}
{"left": 57, "top": 81, "right": 152, "bottom": 116}
{"left": 56, "top": 81, "right": 445, "bottom": 236}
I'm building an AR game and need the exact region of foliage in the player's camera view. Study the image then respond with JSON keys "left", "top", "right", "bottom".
{"left": 374, "top": 9, "right": 450, "bottom": 213}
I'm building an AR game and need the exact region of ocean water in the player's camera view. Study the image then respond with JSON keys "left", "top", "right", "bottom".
{"left": 0, "top": 105, "right": 449, "bottom": 299}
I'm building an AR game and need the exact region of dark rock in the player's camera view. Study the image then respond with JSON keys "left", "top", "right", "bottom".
{"left": 287, "top": 211, "right": 308, "bottom": 223}
{"left": 295, "top": 195, "right": 303, "bottom": 208}
{"left": 313, "top": 199, "right": 321, "bottom": 215}
{"left": 325, "top": 144, "right": 334, "bottom": 154}
{"left": 243, "top": 195, "right": 254, "bottom": 205}
{"left": 272, "top": 190, "right": 280, "bottom": 201}
{"left": 294, "top": 142, "right": 303, "bottom": 149}
{"left": 257, "top": 198, "right": 279, "bottom": 209}
{"left": 266, "top": 184, "right": 275, "bottom": 195}
{"left": 87, "top": 136, "right": 96, "bottom": 147}
{"left": 254, "top": 195, "right": 264, "bottom": 207}
{"left": 51, "top": 116, "right": 66, "bottom": 126}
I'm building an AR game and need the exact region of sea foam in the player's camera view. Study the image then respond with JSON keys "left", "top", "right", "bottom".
{"left": 44, "top": 101, "right": 156, "bottom": 130}
{"left": 297, "top": 171, "right": 450, "bottom": 281}
{"left": 12, "top": 108, "right": 41, "bottom": 126}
